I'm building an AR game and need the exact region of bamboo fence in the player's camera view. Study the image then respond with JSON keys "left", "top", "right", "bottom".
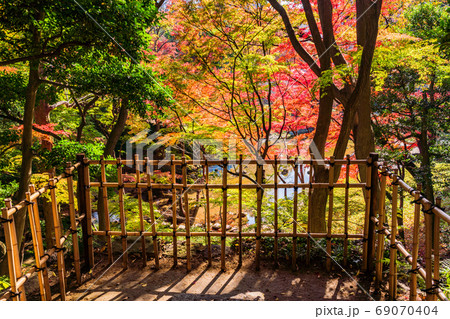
{"left": 1, "top": 153, "right": 450, "bottom": 302}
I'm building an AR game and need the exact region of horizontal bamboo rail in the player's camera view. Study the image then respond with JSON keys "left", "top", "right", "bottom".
{"left": 87, "top": 182, "right": 366, "bottom": 189}
{"left": 91, "top": 230, "right": 364, "bottom": 238}
{"left": 87, "top": 159, "right": 368, "bottom": 166}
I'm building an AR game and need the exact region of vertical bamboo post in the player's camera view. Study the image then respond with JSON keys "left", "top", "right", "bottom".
{"left": 343, "top": 155, "right": 350, "bottom": 267}
{"left": 274, "top": 156, "right": 279, "bottom": 268}
{"left": 326, "top": 157, "right": 335, "bottom": 272}
{"left": 433, "top": 197, "right": 442, "bottom": 301}
{"left": 100, "top": 156, "right": 113, "bottom": 264}
{"left": 205, "top": 158, "right": 212, "bottom": 266}
{"left": 306, "top": 158, "right": 313, "bottom": 266}
{"left": 375, "top": 165, "right": 387, "bottom": 287}
{"left": 362, "top": 155, "right": 372, "bottom": 272}
{"left": 145, "top": 157, "right": 159, "bottom": 269}
{"left": 83, "top": 157, "right": 94, "bottom": 268}
{"left": 117, "top": 158, "right": 128, "bottom": 270}
{"left": 255, "top": 161, "right": 263, "bottom": 271}
{"left": 49, "top": 178, "right": 66, "bottom": 301}
{"left": 366, "top": 153, "right": 378, "bottom": 274}
{"left": 65, "top": 165, "right": 81, "bottom": 285}
{"left": 135, "top": 154, "right": 147, "bottom": 267}
{"left": 292, "top": 157, "right": 298, "bottom": 271}
{"left": 221, "top": 157, "right": 228, "bottom": 271}
{"left": 2, "top": 201, "right": 25, "bottom": 301}
{"left": 424, "top": 200, "right": 433, "bottom": 301}
{"left": 388, "top": 170, "right": 399, "bottom": 300}
{"left": 410, "top": 184, "right": 422, "bottom": 301}
{"left": 25, "top": 192, "right": 46, "bottom": 301}
{"left": 171, "top": 154, "right": 178, "bottom": 267}
{"left": 29, "top": 185, "right": 51, "bottom": 299}
{"left": 76, "top": 153, "right": 89, "bottom": 268}
{"left": 182, "top": 156, "right": 192, "bottom": 271}
{"left": 238, "top": 155, "right": 243, "bottom": 266}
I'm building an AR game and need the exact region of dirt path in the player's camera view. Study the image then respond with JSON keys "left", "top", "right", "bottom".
{"left": 64, "top": 255, "right": 374, "bottom": 301}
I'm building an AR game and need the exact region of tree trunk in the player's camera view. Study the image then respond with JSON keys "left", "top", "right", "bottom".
{"left": 98, "top": 98, "right": 129, "bottom": 237}
{"left": 0, "top": 60, "right": 41, "bottom": 276}
{"left": 103, "top": 99, "right": 129, "bottom": 158}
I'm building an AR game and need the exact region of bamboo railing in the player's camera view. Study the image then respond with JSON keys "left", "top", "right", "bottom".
{"left": 71, "top": 154, "right": 372, "bottom": 274}
{"left": 1, "top": 153, "right": 449, "bottom": 302}
{"left": 373, "top": 162, "right": 450, "bottom": 301}
{"left": 0, "top": 163, "right": 83, "bottom": 301}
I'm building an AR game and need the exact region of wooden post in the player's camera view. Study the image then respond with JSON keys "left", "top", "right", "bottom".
{"left": 238, "top": 155, "right": 243, "bottom": 266}
{"left": 145, "top": 157, "right": 159, "bottom": 269}
{"left": 171, "top": 154, "right": 177, "bottom": 267}
{"left": 292, "top": 157, "right": 298, "bottom": 271}
{"left": 343, "top": 155, "right": 350, "bottom": 267}
{"left": 362, "top": 156, "right": 372, "bottom": 272}
{"left": 82, "top": 157, "right": 94, "bottom": 268}
{"left": 117, "top": 158, "right": 128, "bottom": 270}
{"left": 306, "top": 158, "right": 313, "bottom": 266}
{"left": 366, "top": 152, "right": 379, "bottom": 274}
{"left": 221, "top": 157, "right": 228, "bottom": 271}
{"left": 2, "top": 201, "right": 26, "bottom": 301}
{"left": 433, "top": 197, "right": 442, "bottom": 301}
{"left": 424, "top": 200, "right": 433, "bottom": 301}
{"left": 29, "top": 185, "right": 51, "bottom": 299}
{"left": 100, "top": 156, "right": 113, "bottom": 264}
{"left": 274, "top": 156, "right": 279, "bottom": 268}
{"left": 375, "top": 165, "right": 387, "bottom": 287}
{"left": 255, "top": 162, "right": 263, "bottom": 271}
{"left": 76, "top": 153, "right": 89, "bottom": 268}
{"left": 182, "top": 156, "right": 191, "bottom": 271}
{"left": 388, "top": 170, "right": 399, "bottom": 300}
{"left": 135, "top": 154, "right": 147, "bottom": 267}
{"left": 326, "top": 157, "right": 335, "bottom": 272}
{"left": 205, "top": 158, "right": 212, "bottom": 266}
{"left": 410, "top": 184, "right": 422, "bottom": 301}
{"left": 49, "top": 178, "right": 66, "bottom": 301}
{"left": 25, "top": 192, "right": 46, "bottom": 301}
